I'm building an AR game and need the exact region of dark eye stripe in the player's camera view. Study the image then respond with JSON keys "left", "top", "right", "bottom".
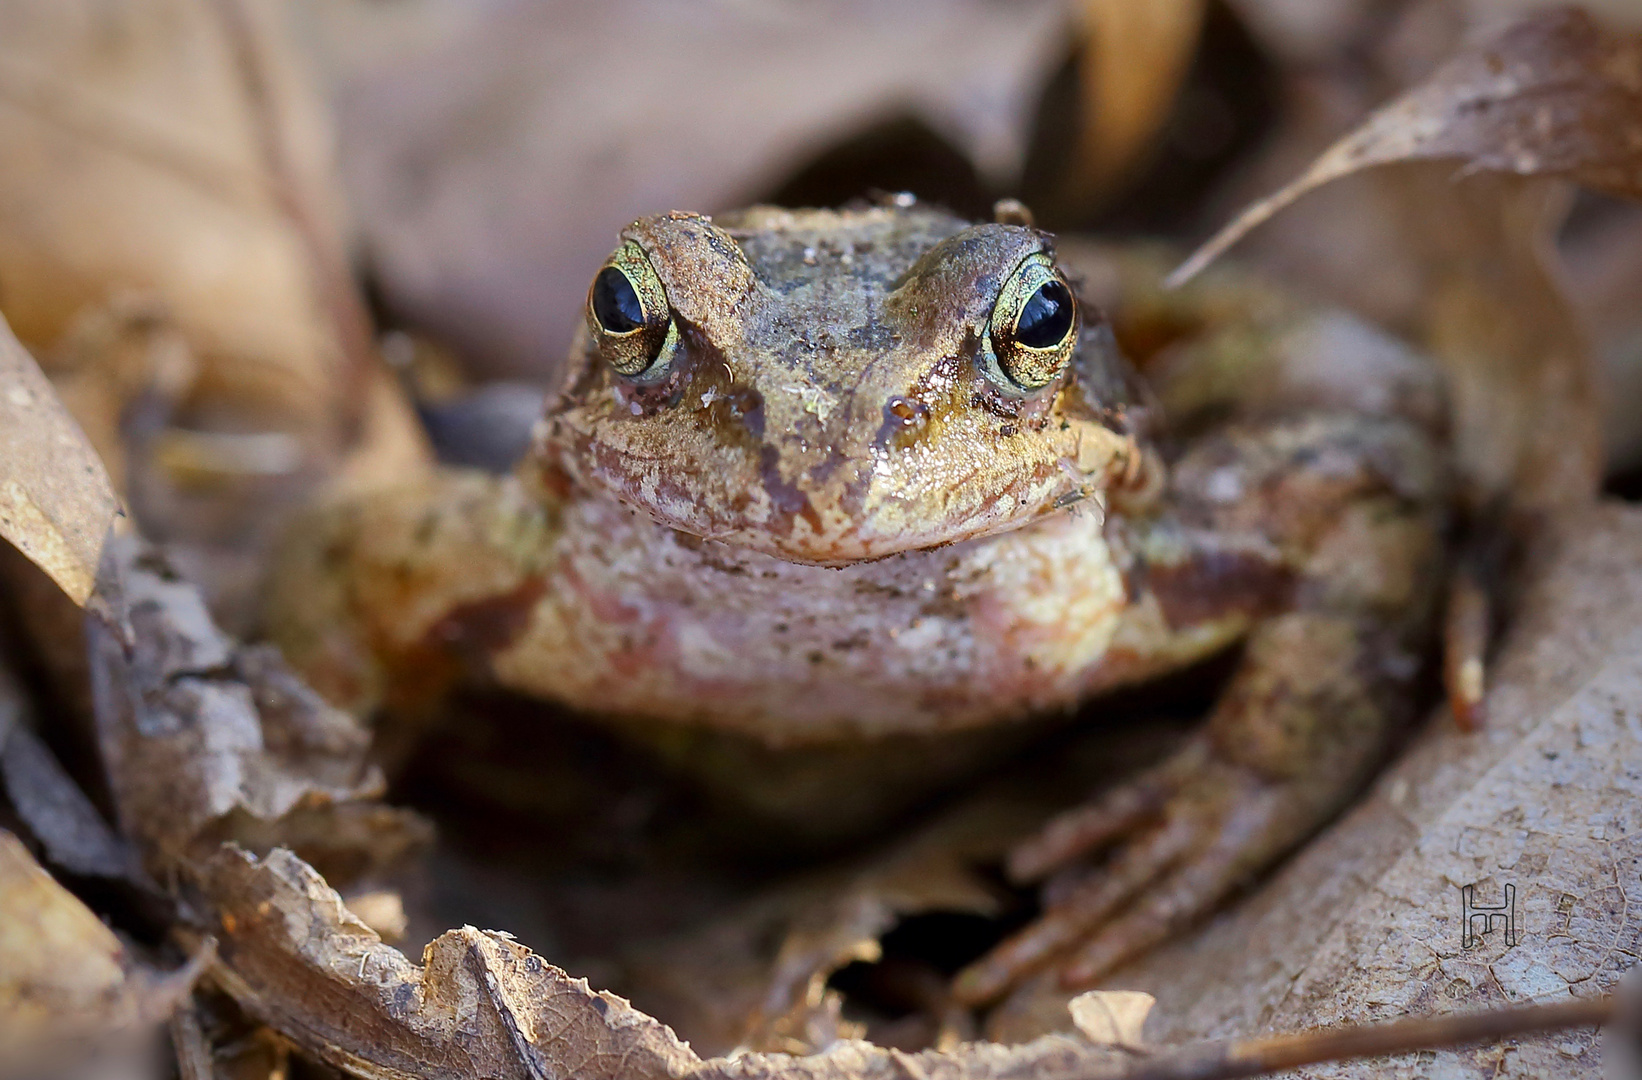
{"left": 591, "top": 266, "right": 646, "bottom": 334}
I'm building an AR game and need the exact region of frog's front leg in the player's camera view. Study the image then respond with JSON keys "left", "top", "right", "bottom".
{"left": 262, "top": 468, "right": 560, "bottom": 721}
{"left": 953, "top": 413, "right": 1447, "bottom": 1005}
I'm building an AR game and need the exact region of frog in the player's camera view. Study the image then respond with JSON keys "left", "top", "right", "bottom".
{"left": 264, "top": 198, "right": 1449, "bottom": 1008}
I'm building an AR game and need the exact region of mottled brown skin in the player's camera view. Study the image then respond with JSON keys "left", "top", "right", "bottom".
{"left": 265, "top": 204, "right": 1448, "bottom": 1005}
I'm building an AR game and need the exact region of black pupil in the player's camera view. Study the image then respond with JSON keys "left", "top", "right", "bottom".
{"left": 1015, "top": 280, "right": 1074, "bottom": 349}
{"left": 592, "top": 267, "right": 646, "bottom": 333}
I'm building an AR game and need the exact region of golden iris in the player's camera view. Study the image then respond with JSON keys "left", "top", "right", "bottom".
{"left": 587, "top": 241, "right": 679, "bottom": 377}
{"left": 981, "top": 252, "right": 1077, "bottom": 391}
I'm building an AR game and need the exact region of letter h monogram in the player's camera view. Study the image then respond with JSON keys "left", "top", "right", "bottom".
{"left": 1461, "top": 883, "right": 1517, "bottom": 948}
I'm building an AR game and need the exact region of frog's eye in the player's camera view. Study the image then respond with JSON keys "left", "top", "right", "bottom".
{"left": 588, "top": 241, "right": 679, "bottom": 377}
{"left": 980, "top": 252, "right": 1077, "bottom": 391}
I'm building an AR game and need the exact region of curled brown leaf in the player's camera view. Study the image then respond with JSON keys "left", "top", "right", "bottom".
{"left": 196, "top": 844, "right": 1138, "bottom": 1080}
{"left": 1170, "top": 7, "right": 1642, "bottom": 286}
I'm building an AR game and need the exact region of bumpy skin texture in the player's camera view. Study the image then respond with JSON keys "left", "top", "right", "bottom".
{"left": 264, "top": 205, "right": 1449, "bottom": 1002}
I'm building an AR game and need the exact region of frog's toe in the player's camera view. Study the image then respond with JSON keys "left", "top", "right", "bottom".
{"left": 1004, "top": 741, "right": 1206, "bottom": 881}
{"left": 951, "top": 809, "right": 1197, "bottom": 1006}
{"left": 952, "top": 744, "right": 1293, "bottom": 1006}
{"left": 1054, "top": 778, "right": 1286, "bottom": 987}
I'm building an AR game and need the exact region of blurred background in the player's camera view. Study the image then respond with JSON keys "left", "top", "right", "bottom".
{"left": 5, "top": 0, "right": 1642, "bottom": 524}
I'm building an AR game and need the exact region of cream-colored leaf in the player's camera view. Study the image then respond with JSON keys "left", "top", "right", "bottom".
{"left": 1068, "top": 990, "right": 1155, "bottom": 1048}
{"left": 0, "top": 830, "right": 205, "bottom": 1075}
{"left": 0, "top": 314, "right": 118, "bottom": 605}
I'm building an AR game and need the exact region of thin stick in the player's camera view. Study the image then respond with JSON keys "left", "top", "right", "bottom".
{"left": 1114, "top": 994, "right": 1614, "bottom": 1080}
{"left": 1443, "top": 563, "right": 1491, "bottom": 731}
{"left": 209, "top": 0, "right": 380, "bottom": 444}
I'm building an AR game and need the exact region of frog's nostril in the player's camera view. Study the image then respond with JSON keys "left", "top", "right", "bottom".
{"left": 886, "top": 396, "right": 928, "bottom": 428}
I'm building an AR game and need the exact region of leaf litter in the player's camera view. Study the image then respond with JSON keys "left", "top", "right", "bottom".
{"left": 2, "top": 5, "right": 1642, "bottom": 1080}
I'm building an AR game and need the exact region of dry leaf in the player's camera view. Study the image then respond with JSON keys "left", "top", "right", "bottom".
{"left": 87, "top": 533, "right": 429, "bottom": 879}
{"left": 307, "top": 0, "right": 1075, "bottom": 381}
{"left": 0, "top": 3, "right": 433, "bottom": 631}
{"left": 1171, "top": 7, "right": 1642, "bottom": 284}
{"left": 1561, "top": 197, "right": 1642, "bottom": 475}
{"left": 0, "top": 311, "right": 120, "bottom": 606}
{"left": 1169, "top": 8, "right": 1635, "bottom": 513}
{"left": 197, "top": 844, "right": 1137, "bottom": 1080}
{"left": 1386, "top": 167, "right": 1598, "bottom": 514}
{"left": 995, "top": 502, "right": 1642, "bottom": 1077}
{"left": 1067, "top": 991, "right": 1154, "bottom": 1049}
{"left": 0, "top": 0, "right": 347, "bottom": 436}
{"left": 0, "top": 830, "right": 206, "bottom": 1077}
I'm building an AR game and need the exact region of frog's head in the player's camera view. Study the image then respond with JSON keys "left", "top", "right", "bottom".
{"left": 540, "top": 203, "right": 1154, "bottom": 567}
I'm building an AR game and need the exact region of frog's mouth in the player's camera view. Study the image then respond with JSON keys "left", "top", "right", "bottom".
{"left": 542, "top": 361, "right": 1144, "bottom": 568}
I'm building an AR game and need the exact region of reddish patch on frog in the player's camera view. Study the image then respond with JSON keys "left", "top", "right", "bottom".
{"left": 1142, "top": 548, "right": 1294, "bottom": 630}
{"left": 554, "top": 561, "right": 753, "bottom": 718}
{"left": 536, "top": 462, "right": 575, "bottom": 500}
{"left": 426, "top": 576, "right": 552, "bottom": 656}
{"left": 375, "top": 576, "right": 550, "bottom": 715}
{"left": 552, "top": 560, "right": 676, "bottom": 682}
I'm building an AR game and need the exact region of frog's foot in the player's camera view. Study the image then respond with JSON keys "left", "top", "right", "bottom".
{"left": 951, "top": 738, "right": 1302, "bottom": 1006}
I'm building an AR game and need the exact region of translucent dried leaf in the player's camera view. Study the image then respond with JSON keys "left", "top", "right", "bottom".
{"left": 1388, "top": 168, "right": 1599, "bottom": 512}
{"left": 0, "top": 0, "right": 346, "bottom": 432}
{"left": 0, "top": 313, "right": 119, "bottom": 606}
{"left": 1171, "top": 8, "right": 1630, "bottom": 513}
{"left": 1172, "top": 7, "right": 1642, "bottom": 284}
